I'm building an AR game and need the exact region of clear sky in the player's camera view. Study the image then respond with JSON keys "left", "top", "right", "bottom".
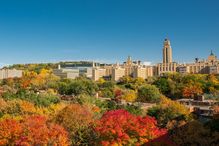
{"left": 0, "top": 0, "right": 219, "bottom": 66}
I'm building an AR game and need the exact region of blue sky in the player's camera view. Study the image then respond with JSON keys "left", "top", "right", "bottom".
{"left": 0, "top": 0, "right": 219, "bottom": 66}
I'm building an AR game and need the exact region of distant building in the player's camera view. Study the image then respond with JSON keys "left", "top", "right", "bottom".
{"left": 53, "top": 65, "right": 79, "bottom": 79}
{"left": 53, "top": 64, "right": 93, "bottom": 79}
{"left": 91, "top": 56, "right": 154, "bottom": 81}
{"left": 112, "top": 66, "right": 126, "bottom": 81}
{"left": 92, "top": 67, "right": 106, "bottom": 81}
{"left": 0, "top": 69, "right": 22, "bottom": 79}
{"left": 57, "top": 38, "right": 219, "bottom": 81}
{"left": 53, "top": 68, "right": 79, "bottom": 79}
{"left": 177, "top": 95, "right": 218, "bottom": 118}
{"left": 177, "top": 50, "right": 219, "bottom": 74}
{"left": 157, "top": 39, "right": 178, "bottom": 75}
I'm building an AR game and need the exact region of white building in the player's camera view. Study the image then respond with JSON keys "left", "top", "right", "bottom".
{"left": 0, "top": 69, "right": 23, "bottom": 79}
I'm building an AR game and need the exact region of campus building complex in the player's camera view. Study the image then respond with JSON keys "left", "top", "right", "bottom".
{"left": 92, "top": 56, "right": 154, "bottom": 81}
{"left": 91, "top": 38, "right": 218, "bottom": 81}
{"left": 177, "top": 51, "right": 219, "bottom": 74}
{"left": 53, "top": 38, "right": 219, "bottom": 81}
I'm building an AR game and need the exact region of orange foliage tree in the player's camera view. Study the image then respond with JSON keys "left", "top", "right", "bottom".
{"left": 95, "top": 109, "right": 167, "bottom": 146}
{"left": 0, "top": 115, "right": 69, "bottom": 146}
{"left": 54, "top": 104, "right": 94, "bottom": 145}
{"left": 182, "top": 84, "right": 203, "bottom": 98}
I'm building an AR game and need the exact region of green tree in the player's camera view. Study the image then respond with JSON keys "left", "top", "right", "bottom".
{"left": 137, "top": 84, "right": 161, "bottom": 103}
{"left": 154, "top": 77, "right": 170, "bottom": 94}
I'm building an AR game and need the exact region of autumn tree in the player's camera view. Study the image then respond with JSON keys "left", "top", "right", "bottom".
{"left": 147, "top": 96, "right": 192, "bottom": 128}
{"left": 170, "top": 121, "right": 219, "bottom": 146}
{"left": 182, "top": 84, "right": 203, "bottom": 98}
{"left": 0, "top": 115, "right": 70, "bottom": 146}
{"left": 119, "top": 89, "right": 137, "bottom": 102}
{"left": 137, "top": 84, "right": 161, "bottom": 103}
{"left": 95, "top": 109, "right": 167, "bottom": 146}
{"left": 54, "top": 104, "right": 94, "bottom": 145}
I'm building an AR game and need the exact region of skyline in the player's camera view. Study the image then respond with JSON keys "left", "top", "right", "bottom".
{"left": 0, "top": 0, "right": 219, "bottom": 66}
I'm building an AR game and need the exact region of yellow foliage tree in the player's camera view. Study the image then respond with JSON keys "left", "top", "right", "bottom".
{"left": 120, "top": 90, "right": 137, "bottom": 102}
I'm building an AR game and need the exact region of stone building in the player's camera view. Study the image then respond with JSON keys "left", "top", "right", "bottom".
{"left": 177, "top": 50, "right": 219, "bottom": 74}
{"left": 157, "top": 38, "right": 178, "bottom": 75}
{"left": 92, "top": 56, "right": 154, "bottom": 81}
{"left": 55, "top": 38, "right": 219, "bottom": 81}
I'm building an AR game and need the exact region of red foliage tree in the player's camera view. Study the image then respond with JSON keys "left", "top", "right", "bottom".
{"left": 95, "top": 109, "right": 167, "bottom": 146}
{"left": 0, "top": 115, "right": 70, "bottom": 146}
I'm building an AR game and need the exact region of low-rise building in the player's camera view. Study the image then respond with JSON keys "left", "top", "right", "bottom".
{"left": 176, "top": 51, "right": 219, "bottom": 74}
{"left": 177, "top": 95, "right": 218, "bottom": 118}
{"left": 53, "top": 68, "right": 79, "bottom": 79}
{"left": 91, "top": 56, "right": 155, "bottom": 81}
{"left": 0, "top": 69, "right": 22, "bottom": 79}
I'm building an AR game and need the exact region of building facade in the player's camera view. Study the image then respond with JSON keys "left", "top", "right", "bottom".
{"left": 92, "top": 56, "right": 154, "bottom": 81}
{"left": 177, "top": 51, "right": 219, "bottom": 74}
{"left": 157, "top": 39, "right": 178, "bottom": 75}
{"left": 0, "top": 69, "right": 23, "bottom": 79}
{"left": 53, "top": 38, "right": 219, "bottom": 81}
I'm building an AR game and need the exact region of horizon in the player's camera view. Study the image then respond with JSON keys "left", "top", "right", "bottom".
{"left": 0, "top": 0, "right": 219, "bottom": 66}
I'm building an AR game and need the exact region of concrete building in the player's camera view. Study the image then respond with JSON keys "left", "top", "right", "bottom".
{"left": 53, "top": 68, "right": 79, "bottom": 79}
{"left": 0, "top": 69, "right": 22, "bottom": 79}
{"left": 53, "top": 63, "right": 94, "bottom": 79}
{"left": 112, "top": 67, "right": 126, "bottom": 81}
{"left": 92, "top": 67, "right": 106, "bottom": 81}
{"left": 177, "top": 95, "right": 219, "bottom": 118}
